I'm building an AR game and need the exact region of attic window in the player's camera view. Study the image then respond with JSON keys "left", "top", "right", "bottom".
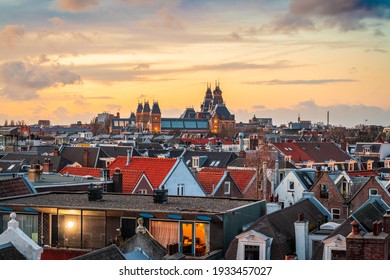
{"left": 369, "top": 188, "right": 378, "bottom": 196}
{"left": 289, "top": 181, "right": 294, "bottom": 190}
{"left": 364, "top": 147, "right": 371, "bottom": 154}
{"left": 320, "top": 184, "right": 329, "bottom": 199}
{"left": 214, "top": 160, "right": 220, "bottom": 167}
{"left": 210, "top": 160, "right": 216, "bottom": 166}
{"left": 224, "top": 181, "right": 231, "bottom": 195}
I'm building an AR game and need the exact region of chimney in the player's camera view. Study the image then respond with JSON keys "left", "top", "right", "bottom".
{"left": 83, "top": 149, "right": 89, "bottom": 167}
{"left": 88, "top": 184, "right": 103, "bottom": 201}
{"left": 384, "top": 210, "right": 390, "bottom": 234}
{"left": 350, "top": 220, "right": 360, "bottom": 235}
{"left": 117, "top": 111, "right": 120, "bottom": 118}
{"left": 153, "top": 185, "right": 168, "bottom": 204}
{"left": 112, "top": 168, "right": 123, "bottom": 193}
{"left": 28, "top": 164, "right": 43, "bottom": 182}
{"left": 373, "top": 221, "right": 381, "bottom": 236}
{"left": 238, "top": 132, "right": 244, "bottom": 151}
{"left": 294, "top": 213, "right": 309, "bottom": 260}
{"left": 42, "top": 158, "right": 53, "bottom": 173}
{"left": 126, "top": 149, "right": 132, "bottom": 166}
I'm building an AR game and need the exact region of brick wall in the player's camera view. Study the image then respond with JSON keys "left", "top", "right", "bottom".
{"left": 349, "top": 177, "right": 390, "bottom": 213}
{"left": 310, "top": 172, "right": 347, "bottom": 219}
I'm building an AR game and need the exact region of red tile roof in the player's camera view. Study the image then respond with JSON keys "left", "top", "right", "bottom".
{"left": 200, "top": 167, "right": 256, "bottom": 193}
{"left": 0, "top": 177, "right": 32, "bottom": 198}
{"left": 58, "top": 166, "right": 101, "bottom": 178}
{"left": 107, "top": 156, "right": 177, "bottom": 188}
{"left": 228, "top": 169, "right": 257, "bottom": 192}
{"left": 198, "top": 169, "right": 225, "bottom": 194}
{"left": 347, "top": 170, "right": 379, "bottom": 177}
{"left": 121, "top": 170, "right": 145, "bottom": 193}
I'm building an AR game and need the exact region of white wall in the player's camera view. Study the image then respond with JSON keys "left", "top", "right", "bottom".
{"left": 274, "top": 171, "right": 307, "bottom": 207}
{"left": 164, "top": 159, "right": 206, "bottom": 196}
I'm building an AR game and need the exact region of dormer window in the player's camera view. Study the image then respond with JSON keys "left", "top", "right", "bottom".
{"left": 367, "top": 160, "right": 373, "bottom": 170}
{"left": 348, "top": 161, "right": 355, "bottom": 171}
{"left": 289, "top": 181, "right": 294, "bottom": 191}
{"left": 364, "top": 147, "right": 371, "bottom": 154}
{"left": 192, "top": 157, "right": 199, "bottom": 168}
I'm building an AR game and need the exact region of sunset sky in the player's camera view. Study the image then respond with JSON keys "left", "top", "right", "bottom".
{"left": 0, "top": 0, "right": 389, "bottom": 127}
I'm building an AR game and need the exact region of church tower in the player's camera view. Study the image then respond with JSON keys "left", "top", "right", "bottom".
{"left": 201, "top": 82, "right": 213, "bottom": 112}
{"left": 136, "top": 102, "right": 143, "bottom": 131}
{"left": 212, "top": 81, "right": 224, "bottom": 108}
{"left": 142, "top": 101, "right": 151, "bottom": 131}
{"left": 151, "top": 101, "right": 161, "bottom": 133}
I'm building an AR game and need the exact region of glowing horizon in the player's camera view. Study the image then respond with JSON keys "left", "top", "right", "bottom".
{"left": 1, "top": 1, "right": 389, "bottom": 128}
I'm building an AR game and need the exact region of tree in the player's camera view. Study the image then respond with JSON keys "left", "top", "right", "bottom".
{"left": 9, "top": 120, "right": 15, "bottom": 126}
{"left": 244, "top": 142, "right": 276, "bottom": 201}
{"left": 3, "top": 120, "right": 8, "bottom": 126}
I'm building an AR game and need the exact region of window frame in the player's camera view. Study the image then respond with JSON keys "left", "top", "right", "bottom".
{"left": 224, "top": 181, "right": 231, "bottom": 195}
{"left": 331, "top": 208, "right": 340, "bottom": 219}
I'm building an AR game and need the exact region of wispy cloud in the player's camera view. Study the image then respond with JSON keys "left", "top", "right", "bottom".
{"left": 0, "top": 24, "right": 25, "bottom": 50}
{"left": 0, "top": 60, "right": 82, "bottom": 100}
{"left": 246, "top": 79, "right": 357, "bottom": 85}
{"left": 56, "top": 0, "right": 99, "bottom": 13}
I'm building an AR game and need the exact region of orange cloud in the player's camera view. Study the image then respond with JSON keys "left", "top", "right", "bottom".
{"left": 0, "top": 24, "right": 25, "bottom": 49}
{"left": 56, "top": 0, "right": 99, "bottom": 12}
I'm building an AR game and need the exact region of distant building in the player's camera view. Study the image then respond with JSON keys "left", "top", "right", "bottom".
{"left": 111, "top": 81, "right": 235, "bottom": 135}
{"left": 37, "top": 120, "right": 50, "bottom": 127}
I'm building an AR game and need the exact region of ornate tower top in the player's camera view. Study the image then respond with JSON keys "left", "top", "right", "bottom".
{"left": 143, "top": 101, "right": 151, "bottom": 113}
{"left": 151, "top": 101, "right": 161, "bottom": 114}
{"left": 136, "top": 102, "right": 143, "bottom": 113}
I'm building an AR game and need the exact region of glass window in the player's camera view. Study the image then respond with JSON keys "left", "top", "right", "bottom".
{"left": 150, "top": 220, "right": 178, "bottom": 249}
{"left": 1, "top": 214, "right": 38, "bottom": 242}
{"left": 320, "top": 184, "right": 329, "bottom": 198}
{"left": 224, "top": 181, "right": 231, "bottom": 194}
{"left": 82, "top": 210, "right": 106, "bottom": 249}
{"left": 244, "top": 245, "right": 260, "bottom": 260}
{"left": 181, "top": 222, "right": 194, "bottom": 255}
{"left": 369, "top": 188, "right": 378, "bottom": 196}
{"left": 195, "top": 222, "right": 209, "bottom": 256}
{"left": 58, "top": 209, "right": 81, "bottom": 248}
{"left": 177, "top": 184, "right": 184, "bottom": 196}
{"left": 331, "top": 208, "right": 340, "bottom": 219}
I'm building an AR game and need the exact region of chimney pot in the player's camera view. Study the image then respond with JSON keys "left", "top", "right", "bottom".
{"left": 298, "top": 213, "right": 304, "bottom": 221}
{"left": 351, "top": 220, "right": 360, "bottom": 235}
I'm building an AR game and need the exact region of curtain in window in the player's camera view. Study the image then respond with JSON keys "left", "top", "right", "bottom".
{"left": 150, "top": 221, "right": 178, "bottom": 248}
{"left": 2, "top": 214, "right": 38, "bottom": 242}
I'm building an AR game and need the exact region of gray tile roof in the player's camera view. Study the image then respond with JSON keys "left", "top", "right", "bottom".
{"left": 225, "top": 198, "right": 328, "bottom": 260}
{"left": 72, "top": 244, "right": 126, "bottom": 260}
{"left": 120, "top": 231, "right": 167, "bottom": 260}
{"left": 0, "top": 242, "right": 26, "bottom": 260}
{"left": 0, "top": 192, "right": 260, "bottom": 214}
